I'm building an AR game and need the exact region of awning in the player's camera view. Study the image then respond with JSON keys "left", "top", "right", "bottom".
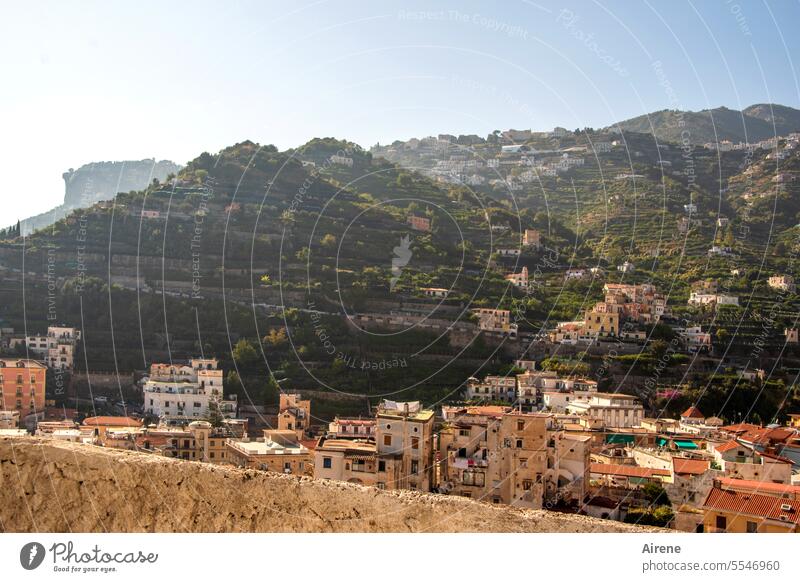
{"left": 674, "top": 440, "right": 699, "bottom": 449}
{"left": 606, "top": 434, "right": 635, "bottom": 444}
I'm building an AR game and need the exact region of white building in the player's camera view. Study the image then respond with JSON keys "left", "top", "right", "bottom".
{"left": 688, "top": 292, "right": 739, "bottom": 306}
{"left": 768, "top": 275, "right": 796, "bottom": 293}
{"left": 19, "top": 326, "right": 81, "bottom": 370}
{"left": 567, "top": 393, "right": 644, "bottom": 428}
{"left": 143, "top": 359, "right": 236, "bottom": 421}
{"left": 465, "top": 376, "right": 517, "bottom": 402}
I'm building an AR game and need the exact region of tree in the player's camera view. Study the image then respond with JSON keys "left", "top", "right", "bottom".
{"left": 649, "top": 339, "right": 669, "bottom": 361}
{"left": 321, "top": 234, "right": 337, "bottom": 249}
{"left": 263, "top": 327, "right": 287, "bottom": 347}
{"left": 206, "top": 396, "right": 225, "bottom": 427}
{"left": 642, "top": 482, "right": 671, "bottom": 507}
{"left": 396, "top": 173, "right": 413, "bottom": 189}
{"left": 232, "top": 338, "right": 259, "bottom": 369}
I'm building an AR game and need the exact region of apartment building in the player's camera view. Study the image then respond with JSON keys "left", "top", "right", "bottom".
{"left": 439, "top": 407, "right": 587, "bottom": 508}
{"left": 327, "top": 417, "right": 376, "bottom": 440}
{"left": 0, "top": 359, "right": 46, "bottom": 417}
{"left": 277, "top": 393, "right": 311, "bottom": 439}
{"left": 566, "top": 393, "right": 644, "bottom": 428}
{"left": 473, "top": 308, "right": 518, "bottom": 338}
{"left": 602, "top": 283, "right": 666, "bottom": 323}
{"left": 226, "top": 429, "right": 313, "bottom": 476}
{"left": 768, "top": 275, "right": 796, "bottom": 293}
{"left": 465, "top": 375, "right": 517, "bottom": 402}
{"left": 701, "top": 478, "right": 800, "bottom": 533}
{"left": 516, "top": 371, "right": 597, "bottom": 411}
{"left": 688, "top": 292, "right": 739, "bottom": 306}
{"left": 583, "top": 308, "right": 619, "bottom": 338}
{"left": 505, "top": 266, "right": 529, "bottom": 289}
{"left": 14, "top": 326, "right": 80, "bottom": 370}
{"left": 127, "top": 420, "right": 245, "bottom": 463}
{"left": 143, "top": 358, "right": 236, "bottom": 421}
{"left": 522, "top": 229, "right": 541, "bottom": 248}
{"left": 314, "top": 437, "right": 382, "bottom": 487}
{"left": 375, "top": 400, "right": 436, "bottom": 491}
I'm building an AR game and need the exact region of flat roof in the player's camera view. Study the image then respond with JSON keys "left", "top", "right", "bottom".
{"left": 228, "top": 439, "right": 308, "bottom": 456}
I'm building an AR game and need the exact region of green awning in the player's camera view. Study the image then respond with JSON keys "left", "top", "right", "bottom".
{"left": 674, "top": 440, "right": 699, "bottom": 449}
{"left": 656, "top": 437, "right": 669, "bottom": 447}
{"left": 606, "top": 434, "right": 635, "bottom": 444}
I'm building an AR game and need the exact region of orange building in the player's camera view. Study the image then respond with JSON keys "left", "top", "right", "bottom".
{"left": 0, "top": 359, "right": 46, "bottom": 417}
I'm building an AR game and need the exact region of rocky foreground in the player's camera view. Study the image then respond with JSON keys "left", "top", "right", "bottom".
{"left": 0, "top": 437, "right": 660, "bottom": 533}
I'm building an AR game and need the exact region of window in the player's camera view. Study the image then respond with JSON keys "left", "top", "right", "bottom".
{"left": 377, "top": 482, "right": 386, "bottom": 489}
{"left": 746, "top": 521, "right": 757, "bottom": 533}
{"left": 194, "top": 402, "right": 201, "bottom": 408}
{"left": 516, "top": 439, "right": 523, "bottom": 448}
{"left": 411, "top": 437, "right": 419, "bottom": 450}
{"left": 383, "top": 435, "right": 392, "bottom": 446}
{"left": 715, "top": 515, "right": 727, "bottom": 531}
{"left": 410, "top": 460, "right": 418, "bottom": 474}
{"left": 378, "top": 460, "right": 386, "bottom": 472}
{"left": 322, "top": 457, "right": 332, "bottom": 469}
{"left": 517, "top": 420, "right": 525, "bottom": 431}
{"left": 522, "top": 480, "right": 532, "bottom": 490}
{"left": 459, "top": 429, "right": 470, "bottom": 437}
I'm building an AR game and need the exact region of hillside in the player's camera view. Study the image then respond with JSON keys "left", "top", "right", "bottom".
{"left": 612, "top": 104, "right": 800, "bottom": 145}
{"left": 0, "top": 438, "right": 657, "bottom": 533}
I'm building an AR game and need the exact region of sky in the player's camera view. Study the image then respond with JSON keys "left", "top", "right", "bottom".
{"left": 1, "top": 0, "right": 799, "bottom": 223}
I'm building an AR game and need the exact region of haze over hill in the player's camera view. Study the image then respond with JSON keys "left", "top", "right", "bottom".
{"left": 611, "top": 104, "right": 800, "bottom": 145}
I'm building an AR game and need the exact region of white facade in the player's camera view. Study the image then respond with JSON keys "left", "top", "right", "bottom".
{"left": 567, "top": 393, "right": 643, "bottom": 428}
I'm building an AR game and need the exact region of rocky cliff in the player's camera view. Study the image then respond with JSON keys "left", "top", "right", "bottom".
{"left": 19, "top": 159, "right": 180, "bottom": 235}
{"left": 0, "top": 438, "right": 657, "bottom": 533}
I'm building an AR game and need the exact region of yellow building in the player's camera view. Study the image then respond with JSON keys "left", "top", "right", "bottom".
{"left": 583, "top": 308, "right": 618, "bottom": 337}
{"left": 277, "top": 393, "right": 311, "bottom": 439}
{"left": 376, "top": 400, "right": 436, "bottom": 491}
{"left": 701, "top": 480, "right": 800, "bottom": 533}
{"left": 438, "top": 406, "right": 589, "bottom": 508}
{"left": 314, "top": 437, "right": 383, "bottom": 487}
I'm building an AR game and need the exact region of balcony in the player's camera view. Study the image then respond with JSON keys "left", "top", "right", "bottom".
{"left": 452, "top": 456, "right": 489, "bottom": 469}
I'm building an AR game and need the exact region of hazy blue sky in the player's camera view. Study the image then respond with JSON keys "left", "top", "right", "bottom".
{"left": 1, "top": 0, "right": 799, "bottom": 222}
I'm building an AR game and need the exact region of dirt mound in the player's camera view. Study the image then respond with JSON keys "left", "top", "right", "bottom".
{"left": 0, "top": 438, "right": 658, "bottom": 533}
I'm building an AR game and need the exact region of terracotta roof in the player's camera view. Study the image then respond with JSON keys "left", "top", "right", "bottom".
{"left": 715, "top": 440, "right": 743, "bottom": 454}
{"left": 720, "top": 423, "right": 762, "bottom": 434}
{"left": 82, "top": 416, "right": 142, "bottom": 428}
{"left": 716, "top": 477, "right": 800, "bottom": 498}
{"left": 672, "top": 458, "right": 710, "bottom": 475}
{"left": 681, "top": 406, "right": 705, "bottom": 419}
{"left": 702, "top": 488, "right": 800, "bottom": 525}
{"left": 758, "top": 450, "right": 794, "bottom": 464}
{"left": 300, "top": 439, "right": 318, "bottom": 451}
{"left": 464, "top": 405, "right": 510, "bottom": 417}
{"left": 740, "top": 427, "right": 796, "bottom": 445}
{"left": 590, "top": 463, "right": 669, "bottom": 479}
